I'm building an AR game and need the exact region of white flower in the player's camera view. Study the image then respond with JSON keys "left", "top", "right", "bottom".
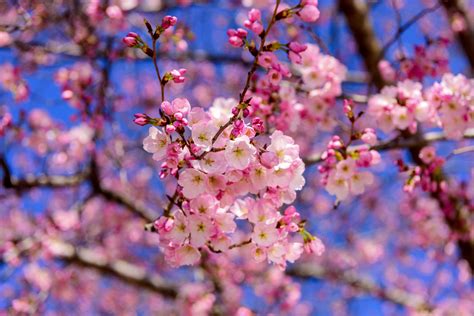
{"left": 349, "top": 171, "right": 374, "bottom": 195}
{"left": 224, "top": 136, "right": 256, "bottom": 170}
{"left": 326, "top": 170, "right": 349, "bottom": 201}
{"left": 192, "top": 121, "right": 218, "bottom": 150}
{"left": 252, "top": 223, "right": 279, "bottom": 247}
{"left": 188, "top": 214, "right": 214, "bottom": 247}
{"left": 175, "top": 245, "right": 201, "bottom": 266}
{"left": 267, "top": 130, "right": 300, "bottom": 169}
{"left": 143, "top": 126, "right": 169, "bottom": 161}
{"left": 209, "top": 97, "right": 236, "bottom": 126}
{"left": 335, "top": 159, "right": 356, "bottom": 180}
{"left": 199, "top": 151, "right": 227, "bottom": 174}
{"left": 178, "top": 169, "right": 208, "bottom": 199}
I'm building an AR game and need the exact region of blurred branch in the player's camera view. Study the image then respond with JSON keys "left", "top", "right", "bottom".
{"left": 4, "top": 40, "right": 368, "bottom": 84}
{"left": 7, "top": 237, "right": 177, "bottom": 298}
{"left": 0, "top": 155, "right": 157, "bottom": 221}
{"left": 51, "top": 239, "right": 177, "bottom": 297}
{"left": 304, "top": 128, "right": 474, "bottom": 165}
{"left": 339, "top": 0, "right": 386, "bottom": 89}
{"left": 441, "top": 0, "right": 474, "bottom": 73}
{"left": 97, "top": 186, "right": 156, "bottom": 221}
{"left": 379, "top": 3, "right": 442, "bottom": 60}
{"left": 288, "top": 263, "right": 432, "bottom": 311}
{"left": 0, "top": 155, "right": 89, "bottom": 190}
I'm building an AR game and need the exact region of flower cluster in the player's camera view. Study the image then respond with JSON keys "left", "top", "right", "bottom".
{"left": 368, "top": 74, "right": 474, "bottom": 139}
{"left": 368, "top": 79, "right": 427, "bottom": 133}
{"left": 426, "top": 73, "right": 474, "bottom": 139}
{"left": 319, "top": 136, "right": 380, "bottom": 201}
{"left": 55, "top": 62, "right": 94, "bottom": 111}
{"left": 127, "top": 3, "right": 325, "bottom": 269}
{"left": 243, "top": 43, "right": 346, "bottom": 156}
{"left": 399, "top": 146, "right": 446, "bottom": 193}
{"left": 400, "top": 37, "right": 450, "bottom": 81}
{"left": 144, "top": 97, "right": 310, "bottom": 267}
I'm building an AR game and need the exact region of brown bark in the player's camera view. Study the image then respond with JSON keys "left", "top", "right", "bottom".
{"left": 338, "top": 0, "right": 386, "bottom": 89}
{"left": 441, "top": 0, "right": 474, "bottom": 73}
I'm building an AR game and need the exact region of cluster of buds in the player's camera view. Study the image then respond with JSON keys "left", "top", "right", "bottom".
{"left": 227, "top": 28, "right": 248, "bottom": 47}
{"left": 161, "top": 98, "right": 191, "bottom": 133}
{"left": 402, "top": 146, "right": 447, "bottom": 193}
{"left": 122, "top": 16, "right": 178, "bottom": 57}
{"left": 164, "top": 68, "right": 187, "bottom": 83}
{"left": 231, "top": 119, "right": 244, "bottom": 137}
{"left": 133, "top": 113, "right": 151, "bottom": 126}
{"left": 244, "top": 9, "right": 264, "bottom": 34}
{"left": 231, "top": 102, "right": 250, "bottom": 118}
{"left": 319, "top": 135, "right": 380, "bottom": 201}
{"left": 251, "top": 117, "right": 265, "bottom": 134}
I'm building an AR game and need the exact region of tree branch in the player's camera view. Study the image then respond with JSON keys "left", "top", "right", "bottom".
{"left": 0, "top": 155, "right": 89, "bottom": 191}
{"left": 288, "top": 263, "right": 432, "bottom": 311}
{"left": 441, "top": 0, "right": 474, "bottom": 73}
{"left": 339, "top": 0, "right": 386, "bottom": 89}
{"left": 304, "top": 129, "right": 474, "bottom": 166}
{"left": 11, "top": 238, "right": 178, "bottom": 298}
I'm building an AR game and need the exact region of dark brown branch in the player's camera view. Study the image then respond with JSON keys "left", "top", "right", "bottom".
{"left": 1, "top": 155, "right": 89, "bottom": 191}
{"left": 288, "top": 263, "right": 432, "bottom": 311}
{"left": 1, "top": 155, "right": 157, "bottom": 222}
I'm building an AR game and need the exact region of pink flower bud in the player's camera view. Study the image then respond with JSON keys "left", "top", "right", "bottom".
{"left": 299, "top": 5, "right": 320, "bottom": 23}
{"left": 248, "top": 8, "right": 261, "bottom": 22}
{"left": 229, "top": 36, "right": 244, "bottom": 47}
{"left": 133, "top": 113, "right": 149, "bottom": 126}
{"left": 166, "top": 124, "right": 176, "bottom": 134}
{"left": 61, "top": 90, "right": 73, "bottom": 100}
{"left": 361, "top": 128, "right": 377, "bottom": 146}
{"left": 252, "top": 117, "right": 265, "bottom": 133}
{"left": 161, "top": 101, "right": 174, "bottom": 115}
{"left": 122, "top": 32, "right": 139, "bottom": 47}
{"left": 250, "top": 21, "right": 264, "bottom": 34}
{"left": 237, "top": 28, "right": 248, "bottom": 37}
{"left": 304, "top": 237, "right": 325, "bottom": 255}
{"left": 174, "top": 112, "right": 183, "bottom": 121}
{"left": 289, "top": 41, "right": 307, "bottom": 53}
{"left": 162, "top": 15, "right": 178, "bottom": 29}
{"left": 122, "top": 37, "right": 138, "bottom": 47}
